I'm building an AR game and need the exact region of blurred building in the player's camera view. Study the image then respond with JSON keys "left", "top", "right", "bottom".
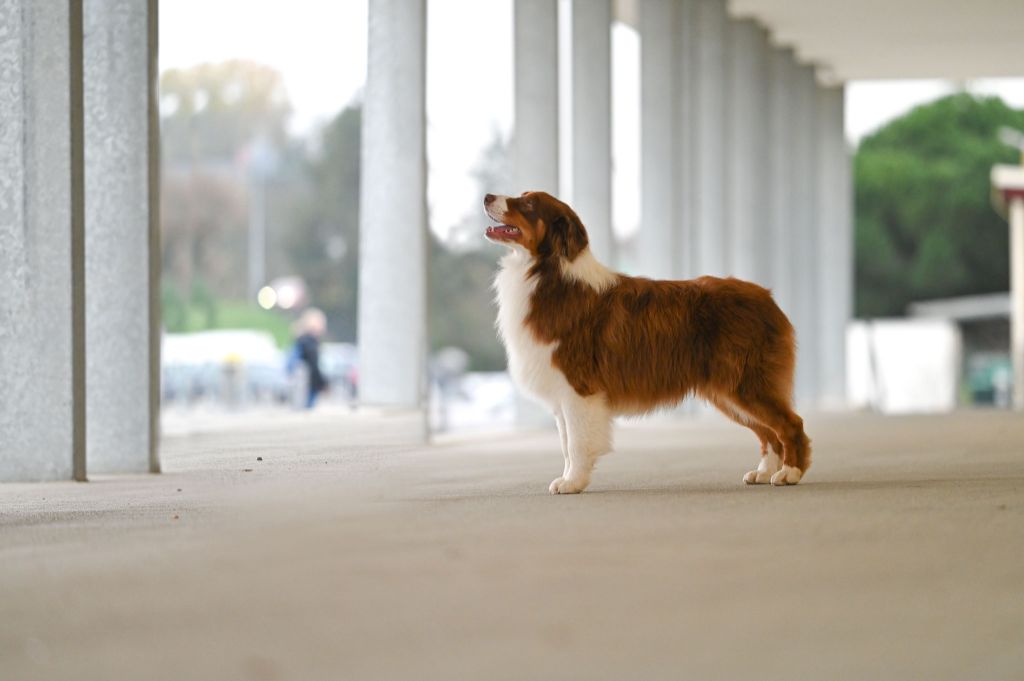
{"left": 2, "top": 0, "right": 1024, "bottom": 480}
{"left": 910, "top": 293, "right": 1013, "bottom": 407}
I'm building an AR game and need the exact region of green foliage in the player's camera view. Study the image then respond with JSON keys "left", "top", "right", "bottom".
{"left": 161, "top": 280, "right": 187, "bottom": 331}
{"left": 429, "top": 238, "right": 508, "bottom": 371}
{"left": 855, "top": 93, "right": 1024, "bottom": 317}
{"left": 159, "top": 62, "right": 510, "bottom": 368}
{"left": 161, "top": 169, "right": 249, "bottom": 299}
{"left": 212, "top": 302, "right": 292, "bottom": 347}
{"left": 160, "top": 61, "right": 291, "bottom": 164}
{"left": 288, "top": 104, "right": 510, "bottom": 369}
{"left": 160, "top": 61, "right": 291, "bottom": 300}
{"left": 284, "top": 105, "right": 362, "bottom": 341}
{"left": 189, "top": 279, "right": 218, "bottom": 327}
{"left": 161, "top": 280, "right": 291, "bottom": 347}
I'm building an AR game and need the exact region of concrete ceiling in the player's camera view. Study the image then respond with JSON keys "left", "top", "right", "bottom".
{"left": 729, "top": 0, "right": 1024, "bottom": 82}
{"left": 615, "top": 0, "right": 1024, "bottom": 83}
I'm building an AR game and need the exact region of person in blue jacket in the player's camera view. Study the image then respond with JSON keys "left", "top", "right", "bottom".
{"left": 288, "top": 308, "right": 328, "bottom": 409}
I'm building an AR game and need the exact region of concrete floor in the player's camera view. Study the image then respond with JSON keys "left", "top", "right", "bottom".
{"left": 2, "top": 409, "right": 1023, "bottom": 680}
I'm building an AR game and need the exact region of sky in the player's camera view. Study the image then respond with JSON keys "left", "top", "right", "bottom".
{"left": 160, "top": 0, "right": 1024, "bottom": 242}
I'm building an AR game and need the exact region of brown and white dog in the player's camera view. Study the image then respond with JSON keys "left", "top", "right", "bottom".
{"left": 485, "top": 191, "right": 811, "bottom": 494}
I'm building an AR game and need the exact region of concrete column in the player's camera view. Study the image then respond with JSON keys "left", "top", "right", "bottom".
{"left": 791, "top": 63, "right": 819, "bottom": 408}
{"left": 639, "top": 0, "right": 675, "bottom": 279}
{"left": 514, "top": 0, "right": 559, "bottom": 194}
{"left": 692, "top": 0, "right": 728, "bottom": 277}
{"left": 766, "top": 46, "right": 796, "bottom": 313}
{"left": 512, "top": 0, "right": 559, "bottom": 427}
{"left": 0, "top": 0, "right": 86, "bottom": 481}
{"left": 571, "top": 0, "right": 613, "bottom": 263}
{"left": 358, "top": 0, "right": 427, "bottom": 418}
{"left": 672, "top": 1, "right": 697, "bottom": 280}
{"left": 84, "top": 0, "right": 160, "bottom": 474}
{"left": 724, "top": 19, "right": 770, "bottom": 283}
{"left": 639, "top": 0, "right": 696, "bottom": 281}
{"left": 815, "top": 85, "right": 852, "bottom": 409}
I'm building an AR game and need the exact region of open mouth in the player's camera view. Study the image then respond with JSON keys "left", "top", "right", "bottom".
{"left": 485, "top": 224, "right": 521, "bottom": 241}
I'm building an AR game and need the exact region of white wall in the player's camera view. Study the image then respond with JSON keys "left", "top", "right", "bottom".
{"left": 847, "top": 319, "right": 961, "bottom": 413}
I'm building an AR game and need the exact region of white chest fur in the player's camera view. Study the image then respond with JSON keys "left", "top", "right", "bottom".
{"left": 493, "top": 251, "right": 573, "bottom": 410}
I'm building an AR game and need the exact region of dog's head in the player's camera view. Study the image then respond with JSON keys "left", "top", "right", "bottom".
{"left": 484, "top": 192, "right": 588, "bottom": 261}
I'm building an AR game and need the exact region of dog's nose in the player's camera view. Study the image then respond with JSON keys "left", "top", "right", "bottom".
{"left": 484, "top": 193, "right": 495, "bottom": 205}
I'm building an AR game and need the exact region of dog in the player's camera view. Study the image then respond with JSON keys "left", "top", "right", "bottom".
{"left": 484, "top": 191, "right": 811, "bottom": 494}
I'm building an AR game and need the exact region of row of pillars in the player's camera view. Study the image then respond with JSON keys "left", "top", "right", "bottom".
{"left": 636, "top": 0, "right": 852, "bottom": 408}
{"left": 0, "top": 0, "right": 852, "bottom": 479}
{"left": 0, "top": 1, "right": 159, "bottom": 481}
{"left": 358, "top": 0, "right": 852, "bottom": 417}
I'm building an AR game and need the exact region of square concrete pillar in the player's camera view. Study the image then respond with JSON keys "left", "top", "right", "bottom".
{"left": 691, "top": 0, "right": 729, "bottom": 277}
{"left": 358, "top": 0, "right": 428, "bottom": 423}
{"left": 791, "top": 62, "right": 820, "bottom": 408}
{"left": 84, "top": 0, "right": 160, "bottom": 474}
{"left": 639, "top": 0, "right": 696, "bottom": 281}
{"left": 766, "top": 46, "right": 797, "bottom": 315}
{"left": 0, "top": 0, "right": 86, "bottom": 481}
{"left": 724, "top": 18, "right": 770, "bottom": 283}
{"left": 639, "top": 0, "right": 676, "bottom": 280}
{"left": 571, "top": 0, "right": 613, "bottom": 263}
{"left": 815, "top": 85, "right": 852, "bottom": 409}
{"left": 514, "top": 0, "right": 559, "bottom": 194}
{"left": 512, "top": 0, "right": 561, "bottom": 427}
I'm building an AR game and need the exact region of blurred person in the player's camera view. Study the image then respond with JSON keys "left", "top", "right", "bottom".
{"left": 288, "top": 308, "right": 328, "bottom": 409}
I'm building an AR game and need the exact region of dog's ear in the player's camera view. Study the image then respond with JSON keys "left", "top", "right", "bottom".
{"left": 549, "top": 213, "right": 588, "bottom": 261}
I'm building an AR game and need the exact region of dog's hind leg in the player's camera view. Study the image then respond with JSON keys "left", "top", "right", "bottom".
{"left": 707, "top": 395, "right": 781, "bottom": 485}
{"left": 743, "top": 445, "right": 782, "bottom": 485}
{"left": 730, "top": 391, "right": 811, "bottom": 486}
{"left": 549, "top": 394, "right": 612, "bottom": 495}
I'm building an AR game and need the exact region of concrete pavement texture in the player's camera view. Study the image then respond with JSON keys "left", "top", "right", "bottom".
{"left": 2, "top": 409, "right": 1023, "bottom": 680}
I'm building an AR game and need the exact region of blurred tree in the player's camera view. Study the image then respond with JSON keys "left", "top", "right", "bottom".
{"left": 447, "top": 130, "right": 511, "bottom": 251}
{"left": 855, "top": 93, "right": 1024, "bottom": 317}
{"left": 284, "top": 105, "right": 362, "bottom": 341}
{"left": 429, "top": 236, "right": 508, "bottom": 371}
{"left": 160, "top": 61, "right": 295, "bottom": 318}
{"left": 161, "top": 169, "right": 248, "bottom": 298}
{"left": 160, "top": 60, "right": 290, "bottom": 164}
{"left": 286, "top": 105, "right": 510, "bottom": 369}
{"left": 433, "top": 130, "right": 511, "bottom": 369}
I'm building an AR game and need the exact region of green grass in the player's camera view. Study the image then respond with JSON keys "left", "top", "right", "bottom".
{"left": 206, "top": 301, "right": 292, "bottom": 347}
{"left": 163, "top": 285, "right": 292, "bottom": 347}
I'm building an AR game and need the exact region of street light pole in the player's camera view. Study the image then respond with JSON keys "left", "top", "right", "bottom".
{"left": 248, "top": 176, "right": 266, "bottom": 302}
{"left": 247, "top": 136, "right": 277, "bottom": 302}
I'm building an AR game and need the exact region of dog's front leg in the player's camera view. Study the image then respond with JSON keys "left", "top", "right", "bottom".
{"left": 554, "top": 410, "right": 570, "bottom": 479}
{"left": 549, "top": 396, "right": 611, "bottom": 495}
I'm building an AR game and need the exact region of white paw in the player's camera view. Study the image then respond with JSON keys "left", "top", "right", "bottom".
{"left": 770, "top": 465, "right": 803, "bottom": 486}
{"left": 743, "top": 451, "right": 780, "bottom": 485}
{"left": 743, "top": 469, "right": 773, "bottom": 485}
{"left": 549, "top": 475, "right": 588, "bottom": 495}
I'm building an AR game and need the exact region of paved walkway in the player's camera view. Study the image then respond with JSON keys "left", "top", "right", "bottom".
{"left": 2, "top": 409, "right": 1023, "bottom": 680}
